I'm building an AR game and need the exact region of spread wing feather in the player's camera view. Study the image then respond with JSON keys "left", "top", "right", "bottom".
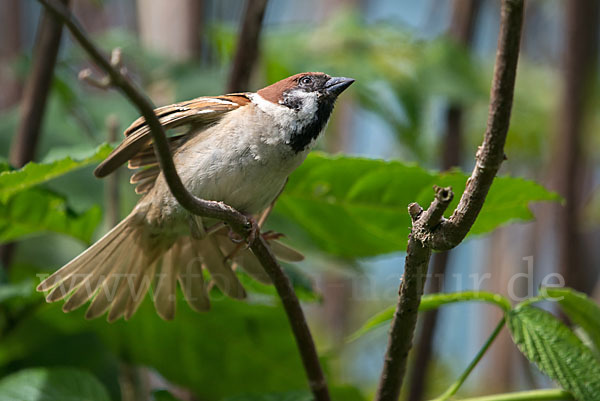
{"left": 93, "top": 94, "right": 251, "bottom": 182}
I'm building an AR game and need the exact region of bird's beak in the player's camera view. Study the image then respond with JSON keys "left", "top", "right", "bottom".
{"left": 324, "top": 76, "right": 355, "bottom": 97}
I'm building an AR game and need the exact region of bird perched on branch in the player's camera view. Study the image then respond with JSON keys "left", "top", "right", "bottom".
{"left": 37, "top": 72, "right": 354, "bottom": 321}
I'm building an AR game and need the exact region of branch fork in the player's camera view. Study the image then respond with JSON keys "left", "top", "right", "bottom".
{"left": 376, "top": 1, "right": 524, "bottom": 400}
{"left": 79, "top": 47, "right": 127, "bottom": 89}
{"left": 409, "top": 186, "right": 454, "bottom": 247}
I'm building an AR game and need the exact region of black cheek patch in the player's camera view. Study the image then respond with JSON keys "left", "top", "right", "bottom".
{"left": 281, "top": 93, "right": 304, "bottom": 111}
{"left": 288, "top": 100, "right": 335, "bottom": 153}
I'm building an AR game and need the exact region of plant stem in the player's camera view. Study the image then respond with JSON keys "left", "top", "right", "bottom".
{"left": 431, "top": 318, "right": 506, "bottom": 401}
{"left": 448, "top": 389, "right": 573, "bottom": 401}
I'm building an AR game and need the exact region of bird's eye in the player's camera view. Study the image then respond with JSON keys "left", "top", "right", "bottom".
{"left": 299, "top": 76, "right": 313, "bottom": 86}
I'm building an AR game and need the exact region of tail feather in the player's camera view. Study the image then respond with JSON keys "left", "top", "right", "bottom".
{"left": 62, "top": 229, "right": 130, "bottom": 312}
{"left": 52, "top": 226, "right": 130, "bottom": 307}
{"left": 154, "top": 244, "right": 180, "bottom": 320}
{"left": 84, "top": 271, "right": 122, "bottom": 319}
{"left": 192, "top": 235, "right": 246, "bottom": 299}
{"left": 178, "top": 240, "right": 210, "bottom": 312}
{"left": 44, "top": 230, "right": 129, "bottom": 303}
{"left": 106, "top": 246, "right": 145, "bottom": 322}
{"left": 215, "top": 235, "right": 271, "bottom": 284}
{"left": 235, "top": 248, "right": 272, "bottom": 284}
{"left": 124, "top": 257, "right": 158, "bottom": 320}
{"left": 37, "top": 219, "right": 131, "bottom": 292}
{"left": 38, "top": 210, "right": 304, "bottom": 321}
{"left": 269, "top": 240, "right": 305, "bottom": 263}
{"left": 84, "top": 245, "right": 139, "bottom": 320}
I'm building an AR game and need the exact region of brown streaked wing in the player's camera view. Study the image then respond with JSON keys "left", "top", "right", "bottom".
{"left": 93, "top": 94, "right": 251, "bottom": 179}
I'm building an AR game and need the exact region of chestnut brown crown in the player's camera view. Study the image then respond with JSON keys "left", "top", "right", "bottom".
{"left": 257, "top": 72, "right": 354, "bottom": 105}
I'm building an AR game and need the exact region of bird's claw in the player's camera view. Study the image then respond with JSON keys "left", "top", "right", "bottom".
{"left": 227, "top": 216, "right": 261, "bottom": 245}
{"left": 245, "top": 216, "right": 260, "bottom": 244}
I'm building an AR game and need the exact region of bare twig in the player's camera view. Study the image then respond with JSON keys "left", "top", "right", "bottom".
{"left": 376, "top": 1, "right": 524, "bottom": 400}
{"left": 1, "top": 0, "right": 70, "bottom": 268}
{"left": 376, "top": 188, "right": 454, "bottom": 401}
{"left": 79, "top": 48, "right": 127, "bottom": 90}
{"left": 227, "top": 0, "right": 269, "bottom": 92}
{"left": 37, "top": 1, "right": 330, "bottom": 399}
{"left": 79, "top": 68, "right": 110, "bottom": 89}
{"left": 419, "top": 0, "right": 524, "bottom": 251}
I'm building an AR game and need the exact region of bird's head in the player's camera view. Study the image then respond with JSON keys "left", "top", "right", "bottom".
{"left": 256, "top": 72, "right": 355, "bottom": 151}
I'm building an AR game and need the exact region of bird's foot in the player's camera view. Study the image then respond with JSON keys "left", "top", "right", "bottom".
{"left": 227, "top": 215, "right": 261, "bottom": 245}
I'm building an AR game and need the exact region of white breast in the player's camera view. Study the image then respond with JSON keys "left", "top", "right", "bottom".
{"left": 145, "top": 101, "right": 311, "bottom": 226}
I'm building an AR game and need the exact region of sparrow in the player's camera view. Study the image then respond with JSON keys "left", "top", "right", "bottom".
{"left": 37, "top": 72, "right": 355, "bottom": 321}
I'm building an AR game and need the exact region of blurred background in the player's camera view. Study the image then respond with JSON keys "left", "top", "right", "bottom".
{"left": 0, "top": 0, "right": 599, "bottom": 400}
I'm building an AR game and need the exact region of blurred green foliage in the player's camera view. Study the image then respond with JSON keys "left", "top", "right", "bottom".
{"left": 0, "top": 7, "right": 591, "bottom": 401}
{"left": 0, "top": 143, "right": 111, "bottom": 202}
{"left": 272, "top": 153, "right": 559, "bottom": 258}
{"left": 0, "top": 292, "right": 307, "bottom": 400}
{"left": 0, "top": 367, "right": 111, "bottom": 401}
{"left": 0, "top": 188, "right": 101, "bottom": 244}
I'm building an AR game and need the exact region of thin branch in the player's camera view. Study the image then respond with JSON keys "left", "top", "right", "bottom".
{"left": 376, "top": 188, "right": 454, "bottom": 401}
{"left": 375, "top": 1, "right": 524, "bottom": 400}
{"left": 37, "top": 1, "right": 330, "bottom": 400}
{"left": 227, "top": 0, "right": 269, "bottom": 93}
{"left": 1, "top": 0, "right": 70, "bottom": 269}
{"left": 419, "top": 0, "right": 525, "bottom": 251}
{"left": 250, "top": 237, "right": 330, "bottom": 400}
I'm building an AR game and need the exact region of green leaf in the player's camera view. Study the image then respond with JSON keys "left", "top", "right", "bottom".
{"left": 0, "top": 279, "right": 34, "bottom": 303}
{"left": 274, "top": 153, "right": 560, "bottom": 258}
{"left": 152, "top": 390, "right": 184, "bottom": 401}
{"left": 0, "top": 143, "right": 112, "bottom": 202}
{"left": 0, "top": 188, "right": 102, "bottom": 244}
{"left": 420, "top": 290, "right": 512, "bottom": 312}
{"left": 0, "top": 367, "right": 111, "bottom": 401}
{"left": 541, "top": 287, "right": 600, "bottom": 353}
{"left": 0, "top": 297, "right": 312, "bottom": 399}
{"left": 348, "top": 291, "right": 510, "bottom": 342}
{"left": 346, "top": 306, "right": 394, "bottom": 342}
{"left": 507, "top": 305, "right": 600, "bottom": 400}
{"left": 223, "top": 391, "right": 312, "bottom": 401}
{"left": 106, "top": 299, "right": 309, "bottom": 399}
